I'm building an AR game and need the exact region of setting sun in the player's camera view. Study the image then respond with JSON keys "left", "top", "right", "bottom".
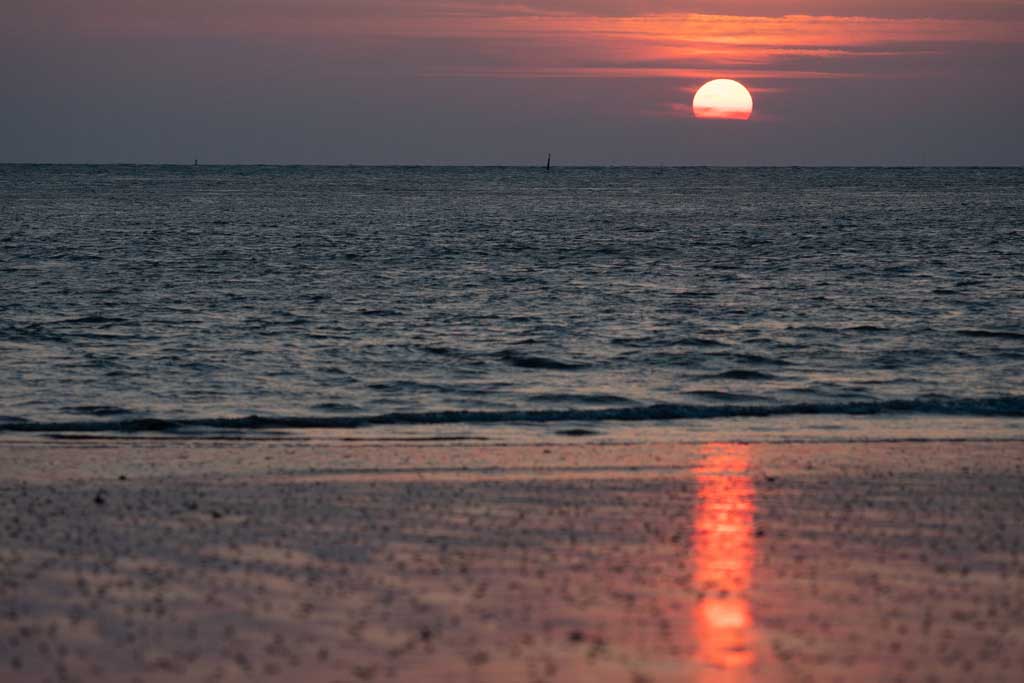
{"left": 693, "top": 79, "right": 754, "bottom": 120}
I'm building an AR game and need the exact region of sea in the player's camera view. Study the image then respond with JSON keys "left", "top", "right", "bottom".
{"left": 1, "top": 165, "right": 1022, "bottom": 441}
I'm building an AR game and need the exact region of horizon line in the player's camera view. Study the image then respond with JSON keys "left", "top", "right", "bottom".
{"left": 1, "top": 162, "right": 1022, "bottom": 169}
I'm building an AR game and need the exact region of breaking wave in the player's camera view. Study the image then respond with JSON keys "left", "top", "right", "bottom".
{"left": 2, "top": 396, "right": 1022, "bottom": 434}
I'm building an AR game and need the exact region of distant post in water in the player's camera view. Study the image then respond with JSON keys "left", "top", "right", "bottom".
{"left": 546, "top": 153, "right": 551, "bottom": 171}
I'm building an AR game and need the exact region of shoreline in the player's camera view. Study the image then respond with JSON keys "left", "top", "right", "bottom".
{"left": 2, "top": 411, "right": 1024, "bottom": 454}
{"left": 3, "top": 437, "right": 1023, "bottom": 681}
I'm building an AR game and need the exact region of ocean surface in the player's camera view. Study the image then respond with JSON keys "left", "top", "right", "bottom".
{"left": 1, "top": 165, "right": 1023, "bottom": 439}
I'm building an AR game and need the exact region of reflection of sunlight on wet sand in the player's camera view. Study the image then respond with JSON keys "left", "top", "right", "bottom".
{"left": 692, "top": 443, "right": 757, "bottom": 680}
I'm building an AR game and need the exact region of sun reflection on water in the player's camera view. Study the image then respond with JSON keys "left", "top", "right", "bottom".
{"left": 692, "top": 443, "right": 757, "bottom": 678}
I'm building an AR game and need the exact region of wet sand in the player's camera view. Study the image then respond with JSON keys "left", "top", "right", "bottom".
{"left": 2, "top": 437, "right": 1023, "bottom": 682}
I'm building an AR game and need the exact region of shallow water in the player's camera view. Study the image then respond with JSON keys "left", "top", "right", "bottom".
{"left": 1, "top": 165, "right": 1022, "bottom": 435}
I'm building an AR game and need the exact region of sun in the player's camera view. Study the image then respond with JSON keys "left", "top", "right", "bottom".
{"left": 692, "top": 79, "right": 754, "bottom": 121}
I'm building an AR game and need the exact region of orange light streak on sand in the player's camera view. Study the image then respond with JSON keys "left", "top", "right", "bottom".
{"left": 692, "top": 443, "right": 757, "bottom": 677}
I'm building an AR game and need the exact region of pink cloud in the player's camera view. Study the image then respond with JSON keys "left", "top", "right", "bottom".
{"left": 7, "top": 2, "right": 1023, "bottom": 86}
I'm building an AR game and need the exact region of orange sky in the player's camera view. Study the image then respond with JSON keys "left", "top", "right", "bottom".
{"left": 48, "top": 2, "right": 1024, "bottom": 88}
{"left": 2, "top": 0, "right": 1023, "bottom": 163}
{"left": 64, "top": 4, "right": 1022, "bottom": 64}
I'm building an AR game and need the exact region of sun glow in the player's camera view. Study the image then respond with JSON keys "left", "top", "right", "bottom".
{"left": 692, "top": 79, "right": 754, "bottom": 120}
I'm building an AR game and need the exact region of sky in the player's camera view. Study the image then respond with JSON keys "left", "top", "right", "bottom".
{"left": 2, "top": 1, "right": 1023, "bottom": 165}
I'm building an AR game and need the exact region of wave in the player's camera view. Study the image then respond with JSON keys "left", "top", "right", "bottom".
{"left": 2, "top": 396, "right": 1023, "bottom": 434}
{"left": 682, "top": 391, "right": 762, "bottom": 402}
{"left": 707, "top": 369, "right": 780, "bottom": 381}
{"left": 610, "top": 336, "right": 727, "bottom": 348}
{"left": 527, "top": 392, "right": 634, "bottom": 405}
{"left": 956, "top": 329, "right": 1024, "bottom": 341}
{"left": 57, "top": 315, "right": 130, "bottom": 325}
{"left": 63, "top": 405, "right": 133, "bottom": 416}
{"left": 496, "top": 350, "right": 590, "bottom": 370}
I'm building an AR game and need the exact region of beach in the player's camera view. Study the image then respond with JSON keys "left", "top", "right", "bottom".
{"left": 3, "top": 435, "right": 1022, "bottom": 682}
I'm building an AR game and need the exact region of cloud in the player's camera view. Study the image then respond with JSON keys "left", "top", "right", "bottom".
{"left": 366, "top": 11, "right": 1022, "bottom": 85}
{"left": 5, "top": 2, "right": 1021, "bottom": 92}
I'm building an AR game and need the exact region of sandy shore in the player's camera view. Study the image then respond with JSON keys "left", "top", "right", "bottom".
{"left": 2, "top": 436, "right": 1023, "bottom": 682}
